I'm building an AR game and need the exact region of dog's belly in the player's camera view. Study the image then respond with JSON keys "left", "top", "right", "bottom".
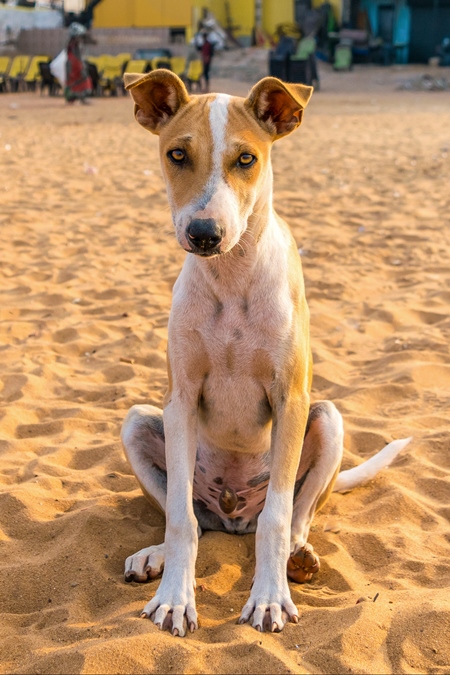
{"left": 193, "top": 443, "right": 271, "bottom": 533}
{"left": 192, "top": 372, "right": 273, "bottom": 532}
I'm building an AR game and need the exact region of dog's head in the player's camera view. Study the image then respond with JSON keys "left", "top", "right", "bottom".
{"left": 125, "top": 71, "right": 312, "bottom": 257}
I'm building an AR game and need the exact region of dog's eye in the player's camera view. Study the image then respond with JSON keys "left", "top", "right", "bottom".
{"left": 168, "top": 149, "right": 186, "bottom": 163}
{"left": 238, "top": 153, "right": 256, "bottom": 167}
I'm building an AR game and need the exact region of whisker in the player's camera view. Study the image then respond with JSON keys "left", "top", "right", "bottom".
{"left": 243, "top": 230, "right": 257, "bottom": 243}
{"left": 236, "top": 241, "right": 246, "bottom": 257}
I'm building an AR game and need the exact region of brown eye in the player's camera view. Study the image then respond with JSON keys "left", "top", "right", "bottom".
{"left": 168, "top": 149, "right": 186, "bottom": 163}
{"left": 238, "top": 153, "right": 256, "bottom": 167}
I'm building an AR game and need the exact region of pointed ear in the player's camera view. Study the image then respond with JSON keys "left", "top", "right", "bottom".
{"left": 244, "top": 77, "right": 313, "bottom": 140}
{"left": 124, "top": 69, "right": 189, "bottom": 135}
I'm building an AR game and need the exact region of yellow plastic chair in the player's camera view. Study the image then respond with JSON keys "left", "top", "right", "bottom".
{"left": 151, "top": 56, "right": 171, "bottom": 71}
{"left": 0, "top": 56, "right": 10, "bottom": 76}
{"left": 8, "top": 55, "right": 30, "bottom": 77}
{"left": 124, "top": 59, "right": 148, "bottom": 75}
{"left": 100, "top": 55, "right": 125, "bottom": 95}
{"left": 24, "top": 55, "right": 49, "bottom": 89}
{"left": 0, "top": 56, "right": 11, "bottom": 92}
{"left": 85, "top": 55, "right": 99, "bottom": 67}
{"left": 170, "top": 56, "right": 186, "bottom": 76}
{"left": 122, "top": 59, "right": 148, "bottom": 94}
{"left": 116, "top": 52, "right": 131, "bottom": 66}
{"left": 186, "top": 59, "right": 203, "bottom": 91}
{"left": 86, "top": 55, "right": 107, "bottom": 76}
{"left": 7, "top": 55, "right": 30, "bottom": 91}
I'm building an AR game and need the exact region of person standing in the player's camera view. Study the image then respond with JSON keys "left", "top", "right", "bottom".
{"left": 193, "top": 18, "right": 225, "bottom": 94}
{"left": 199, "top": 28, "right": 214, "bottom": 93}
{"left": 65, "top": 22, "right": 92, "bottom": 104}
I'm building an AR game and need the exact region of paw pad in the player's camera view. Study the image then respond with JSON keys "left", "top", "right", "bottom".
{"left": 287, "top": 543, "right": 320, "bottom": 583}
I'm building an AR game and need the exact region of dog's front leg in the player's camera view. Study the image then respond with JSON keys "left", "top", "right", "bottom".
{"left": 140, "top": 395, "right": 199, "bottom": 636}
{"left": 239, "top": 392, "right": 310, "bottom": 632}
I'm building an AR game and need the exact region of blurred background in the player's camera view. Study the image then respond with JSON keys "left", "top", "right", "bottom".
{"left": 0, "top": 0, "right": 449, "bottom": 97}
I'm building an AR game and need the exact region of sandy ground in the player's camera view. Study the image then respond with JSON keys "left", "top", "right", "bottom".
{"left": 1, "top": 65, "right": 450, "bottom": 674}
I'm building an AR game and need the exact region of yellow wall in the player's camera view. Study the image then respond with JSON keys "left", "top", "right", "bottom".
{"left": 263, "top": 0, "right": 294, "bottom": 33}
{"left": 191, "top": 0, "right": 254, "bottom": 38}
{"left": 229, "top": 0, "right": 254, "bottom": 37}
{"left": 192, "top": 0, "right": 294, "bottom": 37}
{"left": 93, "top": 0, "right": 303, "bottom": 37}
{"left": 93, "top": 0, "right": 191, "bottom": 28}
{"left": 93, "top": 0, "right": 130, "bottom": 27}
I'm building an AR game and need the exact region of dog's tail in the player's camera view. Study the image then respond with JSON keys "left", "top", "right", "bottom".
{"left": 333, "top": 437, "right": 413, "bottom": 493}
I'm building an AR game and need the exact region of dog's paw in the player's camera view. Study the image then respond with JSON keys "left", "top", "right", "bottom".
{"left": 287, "top": 542, "right": 320, "bottom": 583}
{"left": 238, "top": 582, "right": 298, "bottom": 632}
{"left": 140, "top": 575, "right": 198, "bottom": 637}
{"left": 124, "top": 543, "right": 165, "bottom": 583}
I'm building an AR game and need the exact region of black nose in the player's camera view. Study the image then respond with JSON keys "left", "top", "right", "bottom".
{"left": 186, "top": 219, "right": 223, "bottom": 253}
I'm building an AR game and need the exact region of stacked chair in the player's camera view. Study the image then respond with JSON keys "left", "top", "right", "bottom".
{"left": 0, "top": 55, "right": 51, "bottom": 92}
{"left": 0, "top": 52, "right": 190, "bottom": 96}
{"left": 185, "top": 59, "right": 203, "bottom": 92}
{"left": 7, "top": 55, "right": 31, "bottom": 91}
{"left": 97, "top": 53, "right": 130, "bottom": 95}
{"left": 121, "top": 58, "right": 149, "bottom": 94}
{"left": 170, "top": 56, "right": 187, "bottom": 77}
{"left": 0, "top": 56, "right": 10, "bottom": 92}
{"left": 124, "top": 59, "right": 148, "bottom": 75}
{"left": 24, "top": 56, "right": 50, "bottom": 91}
{"left": 151, "top": 56, "right": 171, "bottom": 71}
{"left": 120, "top": 56, "right": 187, "bottom": 95}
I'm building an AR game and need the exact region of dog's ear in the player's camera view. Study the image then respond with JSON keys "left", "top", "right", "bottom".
{"left": 124, "top": 69, "right": 189, "bottom": 135}
{"left": 245, "top": 77, "right": 313, "bottom": 139}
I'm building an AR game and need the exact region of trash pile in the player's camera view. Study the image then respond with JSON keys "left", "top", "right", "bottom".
{"left": 397, "top": 74, "right": 450, "bottom": 91}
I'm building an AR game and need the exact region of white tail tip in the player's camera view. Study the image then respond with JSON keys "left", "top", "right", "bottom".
{"left": 333, "top": 437, "right": 413, "bottom": 493}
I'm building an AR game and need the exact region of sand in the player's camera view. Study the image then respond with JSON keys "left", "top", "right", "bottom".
{"left": 0, "top": 65, "right": 449, "bottom": 674}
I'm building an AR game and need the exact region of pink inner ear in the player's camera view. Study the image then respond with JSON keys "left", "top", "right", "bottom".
{"left": 133, "top": 81, "right": 181, "bottom": 131}
{"left": 151, "top": 83, "right": 177, "bottom": 117}
{"left": 262, "top": 90, "right": 300, "bottom": 130}
{"left": 136, "top": 107, "right": 159, "bottom": 128}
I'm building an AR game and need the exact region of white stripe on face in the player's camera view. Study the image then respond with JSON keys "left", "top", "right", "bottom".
{"left": 209, "top": 94, "right": 230, "bottom": 183}
{"left": 169, "top": 94, "right": 230, "bottom": 221}
{"left": 169, "top": 93, "right": 248, "bottom": 253}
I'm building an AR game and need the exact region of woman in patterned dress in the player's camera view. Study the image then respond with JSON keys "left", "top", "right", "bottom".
{"left": 65, "top": 23, "right": 92, "bottom": 104}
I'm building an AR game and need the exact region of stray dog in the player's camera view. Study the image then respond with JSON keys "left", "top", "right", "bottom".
{"left": 121, "top": 70, "right": 411, "bottom": 636}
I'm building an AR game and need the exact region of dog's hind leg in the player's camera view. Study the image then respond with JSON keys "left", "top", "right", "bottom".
{"left": 288, "top": 401, "right": 344, "bottom": 583}
{"left": 121, "top": 406, "right": 227, "bottom": 583}
{"left": 121, "top": 404, "right": 169, "bottom": 582}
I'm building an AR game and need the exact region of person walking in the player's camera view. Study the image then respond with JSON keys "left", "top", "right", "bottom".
{"left": 65, "top": 22, "right": 92, "bottom": 104}
{"left": 193, "top": 18, "right": 225, "bottom": 94}
{"left": 199, "top": 28, "right": 214, "bottom": 93}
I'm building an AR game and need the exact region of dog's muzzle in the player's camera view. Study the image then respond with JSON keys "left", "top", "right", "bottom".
{"left": 186, "top": 218, "right": 223, "bottom": 256}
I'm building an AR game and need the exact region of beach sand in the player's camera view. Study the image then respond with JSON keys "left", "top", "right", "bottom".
{"left": 1, "top": 66, "right": 449, "bottom": 674}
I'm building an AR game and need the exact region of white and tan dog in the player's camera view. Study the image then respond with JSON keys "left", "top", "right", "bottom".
{"left": 121, "top": 70, "right": 411, "bottom": 636}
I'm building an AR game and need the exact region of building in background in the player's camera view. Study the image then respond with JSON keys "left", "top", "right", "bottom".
{"left": 1, "top": 0, "right": 448, "bottom": 64}
{"left": 340, "top": 0, "right": 450, "bottom": 63}
{"left": 89, "top": 0, "right": 294, "bottom": 46}
{"left": 405, "top": 0, "right": 450, "bottom": 63}
{"left": 84, "top": 0, "right": 450, "bottom": 63}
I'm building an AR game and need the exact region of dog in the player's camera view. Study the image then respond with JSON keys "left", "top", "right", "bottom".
{"left": 120, "top": 70, "right": 411, "bottom": 636}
